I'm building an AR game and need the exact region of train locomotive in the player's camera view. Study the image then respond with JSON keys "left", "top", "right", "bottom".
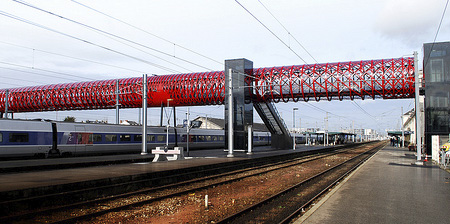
{"left": 0, "top": 118, "right": 271, "bottom": 158}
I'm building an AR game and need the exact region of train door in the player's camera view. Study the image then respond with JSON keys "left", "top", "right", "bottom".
{"left": 48, "top": 122, "right": 60, "bottom": 156}
{"left": 85, "top": 133, "right": 94, "bottom": 153}
{"left": 75, "top": 126, "right": 86, "bottom": 154}
{"left": 51, "top": 123, "right": 57, "bottom": 151}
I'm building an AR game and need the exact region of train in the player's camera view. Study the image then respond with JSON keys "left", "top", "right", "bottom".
{"left": 0, "top": 118, "right": 271, "bottom": 158}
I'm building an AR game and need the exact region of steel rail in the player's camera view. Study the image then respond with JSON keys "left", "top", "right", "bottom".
{"left": 1, "top": 144, "right": 366, "bottom": 223}
{"left": 216, "top": 142, "right": 385, "bottom": 224}
{"left": 279, "top": 143, "right": 385, "bottom": 224}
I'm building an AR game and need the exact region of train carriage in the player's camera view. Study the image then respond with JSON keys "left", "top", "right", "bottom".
{"left": 0, "top": 119, "right": 53, "bottom": 157}
{"left": 0, "top": 118, "right": 271, "bottom": 158}
{"left": 56, "top": 122, "right": 175, "bottom": 156}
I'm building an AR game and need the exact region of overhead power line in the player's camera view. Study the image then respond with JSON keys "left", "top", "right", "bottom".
{"left": 70, "top": 0, "right": 224, "bottom": 66}
{"left": 12, "top": 0, "right": 213, "bottom": 72}
{"left": 234, "top": 0, "right": 308, "bottom": 64}
{"left": 0, "top": 40, "right": 146, "bottom": 74}
{"left": 303, "top": 101, "right": 350, "bottom": 121}
{"left": 0, "top": 10, "right": 180, "bottom": 74}
{"left": 351, "top": 101, "right": 377, "bottom": 120}
{"left": 0, "top": 67, "right": 49, "bottom": 85}
{"left": 257, "top": 0, "right": 318, "bottom": 63}
{"left": 87, "top": 29, "right": 193, "bottom": 72}
{"left": 276, "top": 106, "right": 322, "bottom": 121}
{"left": 0, "top": 61, "right": 94, "bottom": 81}
{"left": 424, "top": 0, "right": 449, "bottom": 69}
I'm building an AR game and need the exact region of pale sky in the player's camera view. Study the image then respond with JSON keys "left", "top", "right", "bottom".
{"left": 0, "top": 0, "right": 449, "bottom": 134}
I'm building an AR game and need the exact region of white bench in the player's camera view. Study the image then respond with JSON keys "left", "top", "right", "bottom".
{"left": 152, "top": 147, "right": 184, "bottom": 162}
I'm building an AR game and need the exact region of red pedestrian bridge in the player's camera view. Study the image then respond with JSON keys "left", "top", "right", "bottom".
{"left": 0, "top": 57, "right": 415, "bottom": 113}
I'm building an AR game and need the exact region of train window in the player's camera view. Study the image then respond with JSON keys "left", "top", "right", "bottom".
{"left": 105, "top": 134, "right": 117, "bottom": 142}
{"left": 157, "top": 135, "right": 165, "bottom": 142}
{"left": 120, "top": 134, "right": 131, "bottom": 142}
{"left": 0, "top": 133, "right": 2, "bottom": 143}
{"left": 134, "top": 134, "right": 142, "bottom": 142}
{"left": 212, "top": 136, "right": 217, "bottom": 141}
{"left": 206, "top": 136, "right": 211, "bottom": 141}
{"left": 147, "top": 135, "right": 155, "bottom": 142}
{"left": 219, "top": 136, "right": 224, "bottom": 141}
{"left": 9, "top": 133, "right": 29, "bottom": 143}
{"left": 77, "top": 133, "right": 93, "bottom": 144}
{"left": 93, "top": 134, "right": 102, "bottom": 143}
{"left": 189, "top": 135, "right": 196, "bottom": 142}
{"left": 198, "top": 136, "right": 205, "bottom": 142}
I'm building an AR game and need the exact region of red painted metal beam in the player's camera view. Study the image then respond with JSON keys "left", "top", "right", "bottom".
{"left": 0, "top": 57, "right": 414, "bottom": 113}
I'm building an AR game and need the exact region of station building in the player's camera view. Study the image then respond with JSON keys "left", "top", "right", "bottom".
{"left": 424, "top": 41, "right": 450, "bottom": 154}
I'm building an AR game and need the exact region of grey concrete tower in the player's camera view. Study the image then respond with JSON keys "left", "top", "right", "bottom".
{"left": 224, "top": 59, "right": 254, "bottom": 150}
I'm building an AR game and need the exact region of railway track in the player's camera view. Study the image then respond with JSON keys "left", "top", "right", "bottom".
{"left": 217, "top": 141, "right": 385, "bottom": 224}
{"left": 0, "top": 142, "right": 380, "bottom": 223}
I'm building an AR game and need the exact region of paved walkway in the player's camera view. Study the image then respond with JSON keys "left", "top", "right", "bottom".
{"left": 0, "top": 144, "right": 327, "bottom": 172}
{"left": 298, "top": 146, "right": 450, "bottom": 224}
{"left": 0, "top": 144, "right": 329, "bottom": 192}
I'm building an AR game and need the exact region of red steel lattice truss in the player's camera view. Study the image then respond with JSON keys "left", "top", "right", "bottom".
{"left": 0, "top": 57, "right": 415, "bottom": 113}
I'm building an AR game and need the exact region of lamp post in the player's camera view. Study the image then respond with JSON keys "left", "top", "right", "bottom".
{"left": 227, "top": 69, "right": 234, "bottom": 158}
{"left": 115, "top": 79, "right": 120, "bottom": 124}
{"left": 166, "top": 99, "right": 173, "bottom": 148}
{"left": 325, "top": 112, "right": 329, "bottom": 146}
{"left": 299, "top": 117, "right": 302, "bottom": 145}
{"left": 414, "top": 51, "right": 421, "bottom": 161}
{"left": 293, "top": 108, "right": 298, "bottom": 150}
{"left": 141, "top": 74, "right": 148, "bottom": 155}
{"left": 186, "top": 107, "right": 190, "bottom": 157}
{"left": 401, "top": 106, "right": 404, "bottom": 148}
{"left": 4, "top": 89, "right": 8, "bottom": 119}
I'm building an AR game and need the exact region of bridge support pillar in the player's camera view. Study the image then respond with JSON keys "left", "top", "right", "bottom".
{"left": 225, "top": 59, "right": 253, "bottom": 152}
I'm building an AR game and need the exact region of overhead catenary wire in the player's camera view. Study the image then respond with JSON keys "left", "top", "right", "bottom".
{"left": 256, "top": 0, "right": 318, "bottom": 63}
{"left": 0, "top": 40, "right": 146, "bottom": 74}
{"left": 234, "top": 0, "right": 308, "bottom": 64}
{"left": 0, "top": 68, "right": 49, "bottom": 85}
{"left": 70, "top": 0, "right": 224, "bottom": 67}
{"left": 12, "top": 0, "right": 213, "bottom": 72}
{"left": 87, "top": 28, "right": 193, "bottom": 73}
{"left": 0, "top": 10, "right": 180, "bottom": 74}
{"left": 351, "top": 101, "right": 376, "bottom": 120}
{"left": 271, "top": 99, "right": 356, "bottom": 130}
{"left": 276, "top": 106, "right": 323, "bottom": 121}
{"left": 350, "top": 101, "right": 385, "bottom": 132}
{"left": 423, "top": 0, "right": 449, "bottom": 69}
{"left": 73, "top": 0, "right": 253, "bottom": 78}
{"left": 9, "top": 0, "right": 183, "bottom": 73}
{"left": 303, "top": 101, "right": 380, "bottom": 132}
{"left": 303, "top": 101, "right": 351, "bottom": 121}
{"left": 0, "top": 61, "right": 94, "bottom": 82}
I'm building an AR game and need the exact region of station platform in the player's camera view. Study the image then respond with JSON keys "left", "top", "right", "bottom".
{"left": 0, "top": 144, "right": 325, "bottom": 173}
{"left": 298, "top": 146, "right": 450, "bottom": 224}
{"left": 0, "top": 144, "right": 327, "bottom": 194}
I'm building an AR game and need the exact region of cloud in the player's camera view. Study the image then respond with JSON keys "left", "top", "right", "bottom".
{"left": 375, "top": 0, "right": 446, "bottom": 46}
